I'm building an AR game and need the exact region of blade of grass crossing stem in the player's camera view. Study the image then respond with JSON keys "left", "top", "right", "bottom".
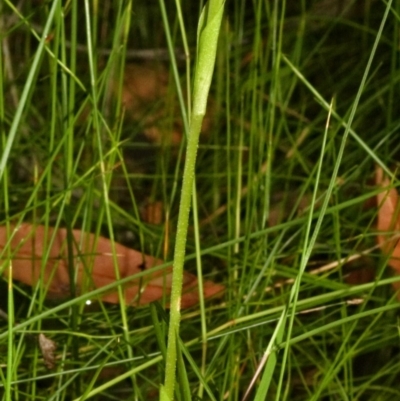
{"left": 192, "top": 182, "right": 208, "bottom": 399}
{"left": 252, "top": 2, "right": 392, "bottom": 395}
{"left": 251, "top": 102, "right": 332, "bottom": 401}
{"left": 0, "top": 0, "right": 60, "bottom": 182}
{"left": 273, "top": 103, "right": 332, "bottom": 400}
{"left": 179, "top": 338, "right": 218, "bottom": 401}
{"left": 158, "top": 0, "right": 190, "bottom": 135}
{"left": 244, "top": 312, "right": 286, "bottom": 401}
{"left": 0, "top": 26, "right": 13, "bottom": 396}
{"left": 6, "top": 261, "right": 14, "bottom": 401}
{"left": 84, "top": 0, "right": 135, "bottom": 385}
{"left": 161, "top": 1, "right": 225, "bottom": 400}
{"left": 176, "top": 341, "right": 192, "bottom": 401}
{"left": 280, "top": 8, "right": 395, "bottom": 398}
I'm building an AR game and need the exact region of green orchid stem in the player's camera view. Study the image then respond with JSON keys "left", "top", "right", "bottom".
{"left": 161, "top": 1, "right": 225, "bottom": 400}
{"left": 162, "top": 115, "right": 202, "bottom": 399}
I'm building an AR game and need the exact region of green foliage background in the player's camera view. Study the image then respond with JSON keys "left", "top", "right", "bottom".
{"left": 1, "top": 1, "right": 400, "bottom": 400}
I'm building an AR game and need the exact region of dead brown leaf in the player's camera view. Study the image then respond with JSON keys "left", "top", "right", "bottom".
{"left": 376, "top": 166, "right": 400, "bottom": 273}
{"left": 142, "top": 200, "right": 164, "bottom": 225}
{"left": 375, "top": 166, "right": 400, "bottom": 298}
{"left": 1, "top": 223, "right": 224, "bottom": 308}
{"left": 38, "top": 333, "right": 57, "bottom": 370}
{"left": 119, "top": 63, "right": 169, "bottom": 120}
{"left": 112, "top": 62, "right": 214, "bottom": 145}
{"left": 113, "top": 62, "right": 183, "bottom": 144}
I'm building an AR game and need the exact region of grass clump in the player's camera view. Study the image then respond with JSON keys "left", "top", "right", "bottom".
{"left": 1, "top": 0, "right": 400, "bottom": 400}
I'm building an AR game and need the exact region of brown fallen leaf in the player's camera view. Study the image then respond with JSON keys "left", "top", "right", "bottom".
{"left": 376, "top": 166, "right": 400, "bottom": 297}
{"left": 376, "top": 167, "right": 400, "bottom": 273}
{"left": 112, "top": 62, "right": 214, "bottom": 146}
{"left": 142, "top": 199, "right": 164, "bottom": 225}
{"left": 0, "top": 223, "right": 224, "bottom": 308}
{"left": 38, "top": 333, "right": 57, "bottom": 370}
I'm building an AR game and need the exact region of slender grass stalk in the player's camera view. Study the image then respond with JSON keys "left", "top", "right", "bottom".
{"left": 5, "top": 263, "right": 13, "bottom": 401}
{"left": 0, "top": 0, "right": 60, "bottom": 182}
{"left": 0, "top": 6, "right": 13, "bottom": 399}
{"left": 83, "top": 0, "right": 135, "bottom": 383}
{"left": 253, "top": 1, "right": 394, "bottom": 398}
